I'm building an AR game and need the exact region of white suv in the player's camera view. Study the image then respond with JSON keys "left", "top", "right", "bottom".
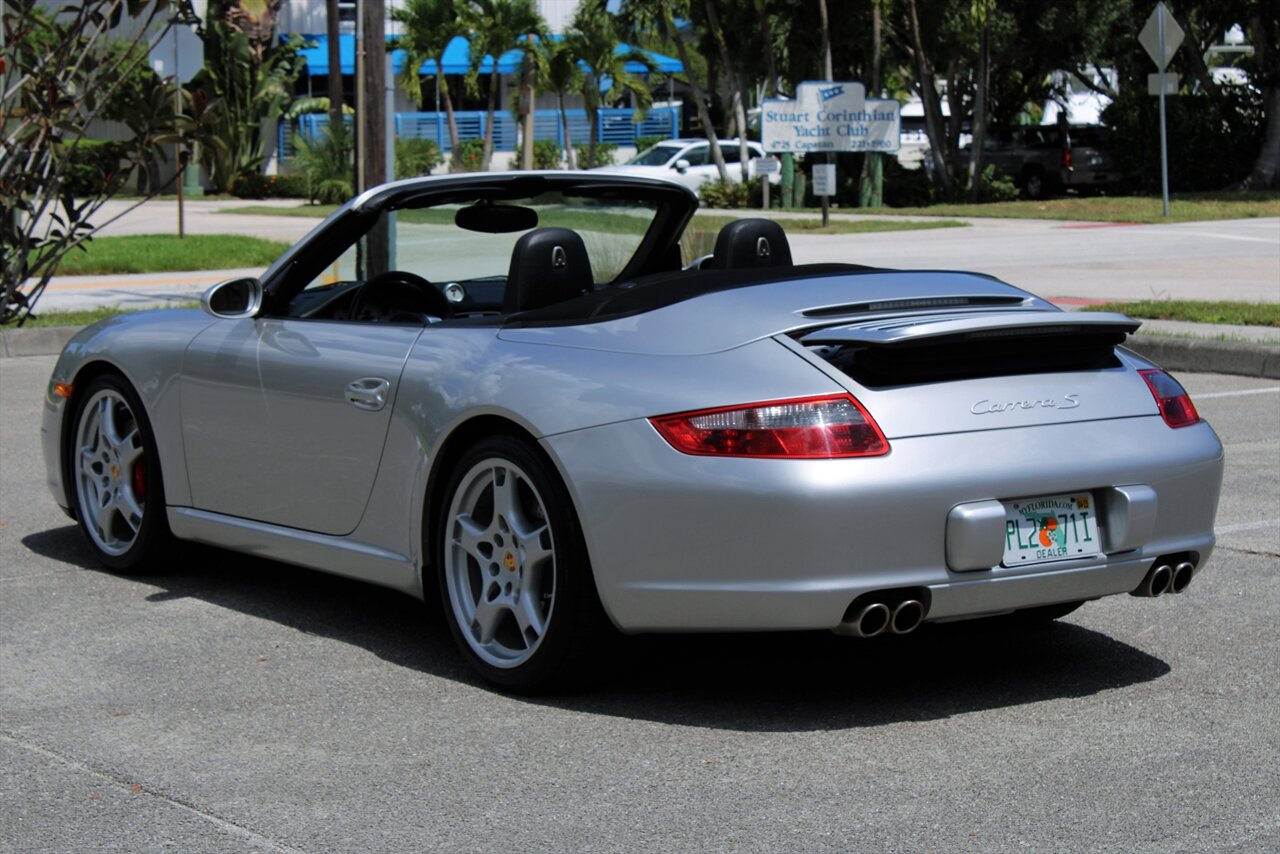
{"left": 593, "top": 138, "right": 778, "bottom": 190}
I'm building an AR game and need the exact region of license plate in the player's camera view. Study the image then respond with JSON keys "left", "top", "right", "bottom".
{"left": 1003, "top": 493, "right": 1102, "bottom": 567}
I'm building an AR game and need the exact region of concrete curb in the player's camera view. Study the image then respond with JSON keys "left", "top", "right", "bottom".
{"left": 0, "top": 326, "right": 79, "bottom": 359}
{"left": 4, "top": 324, "right": 1277, "bottom": 380}
{"left": 1125, "top": 335, "right": 1280, "bottom": 380}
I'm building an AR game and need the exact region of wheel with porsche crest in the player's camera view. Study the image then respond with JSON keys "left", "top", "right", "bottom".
{"left": 69, "top": 374, "right": 172, "bottom": 573}
{"left": 438, "top": 436, "right": 607, "bottom": 691}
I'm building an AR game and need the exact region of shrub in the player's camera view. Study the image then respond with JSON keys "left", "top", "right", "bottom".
{"left": 457, "top": 139, "right": 485, "bottom": 171}
{"left": 882, "top": 159, "right": 935, "bottom": 208}
{"left": 58, "top": 139, "right": 126, "bottom": 197}
{"left": 395, "top": 137, "right": 443, "bottom": 179}
{"left": 229, "top": 172, "right": 277, "bottom": 199}
{"left": 1102, "top": 85, "right": 1263, "bottom": 192}
{"left": 293, "top": 122, "right": 354, "bottom": 204}
{"left": 698, "top": 178, "right": 764, "bottom": 209}
{"left": 453, "top": 138, "right": 486, "bottom": 172}
{"left": 532, "top": 139, "right": 562, "bottom": 170}
{"left": 270, "top": 174, "right": 310, "bottom": 198}
{"left": 633, "top": 135, "right": 665, "bottom": 153}
{"left": 574, "top": 141, "right": 616, "bottom": 168}
{"left": 973, "top": 164, "right": 1018, "bottom": 202}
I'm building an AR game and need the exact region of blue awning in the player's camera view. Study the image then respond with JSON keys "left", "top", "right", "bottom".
{"left": 296, "top": 34, "right": 680, "bottom": 77}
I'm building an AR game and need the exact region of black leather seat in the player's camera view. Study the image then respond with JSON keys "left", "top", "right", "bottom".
{"left": 502, "top": 228, "right": 594, "bottom": 313}
{"left": 707, "top": 218, "right": 793, "bottom": 269}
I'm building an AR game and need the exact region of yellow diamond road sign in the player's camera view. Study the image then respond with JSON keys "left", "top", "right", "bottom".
{"left": 1139, "top": 2, "right": 1184, "bottom": 72}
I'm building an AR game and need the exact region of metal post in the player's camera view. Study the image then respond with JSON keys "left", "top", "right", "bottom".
{"left": 1157, "top": 8, "right": 1170, "bottom": 217}
{"left": 355, "top": 0, "right": 365, "bottom": 193}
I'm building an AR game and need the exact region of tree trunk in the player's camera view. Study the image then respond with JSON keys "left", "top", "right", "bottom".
{"left": 817, "top": 0, "right": 833, "bottom": 80}
{"left": 587, "top": 101, "right": 598, "bottom": 169}
{"left": 662, "top": 10, "right": 728, "bottom": 182}
{"left": 967, "top": 13, "right": 990, "bottom": 202}
{"left": 859, "top": 0, "right": 884, "bottom": 208}
{"left": 360, "top": 0, "right": 386, "bottom": 190}
{"left": 755, "top": 0, "right": 777, "bottom": 98}
{"left": 1176, "top": 15, "right": 1222, "bottom": 101}
{"left": 325, "top": 0, "right": 343, "bottom": 128}
{"left": 520, "top": 34, "right": 535, "bottom": 170}
{"left": 360, "top": 0, "right": 388, "bottom": 275}
{"left": 1244, "top": 85, "right": 1280, "bottom": 189}
{"left": 437, "top": 61, "right": 462, "bottom": 171}
{"left": 906, "top": 0, "right": 954, "bottom": 193}
{"left": 559, "top": 91, "right": 576, "bottom": 169}
{"left": 482, "top": 68, "right": 499, "bottom": 170}
{"left": 1242, "top": 13, "right": 1279, "bottom": 189}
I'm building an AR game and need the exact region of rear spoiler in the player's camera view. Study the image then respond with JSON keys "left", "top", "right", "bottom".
{"left": 799, "top": 311, "right": 1140, "bottom": 347}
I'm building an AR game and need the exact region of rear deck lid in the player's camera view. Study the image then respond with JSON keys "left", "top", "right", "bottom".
{"left": 795, "top": 309, "right": 1158, "bottom": 437}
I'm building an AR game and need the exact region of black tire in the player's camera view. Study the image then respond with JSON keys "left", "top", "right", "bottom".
{"left": 67, "top": 373, "right": 173, "bottom": 574}
{"left": 436, "top": 435, "right": 610, "bottom": 692}
{"left": 1021, "top": 169, "right": 1046, "bottom": 200}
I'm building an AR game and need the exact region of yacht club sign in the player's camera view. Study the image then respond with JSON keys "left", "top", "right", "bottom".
{"left": 761, "top": 82, "right": 901, "bottom": 153}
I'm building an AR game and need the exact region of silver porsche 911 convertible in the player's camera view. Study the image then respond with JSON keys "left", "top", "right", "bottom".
{"left": 42, "top": 173, "right": 1223, "bottom": 690}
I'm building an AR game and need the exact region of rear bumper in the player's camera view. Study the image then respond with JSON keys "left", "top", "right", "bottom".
{"left": 543, "top": 416, "right": 1224, "bottom": 633}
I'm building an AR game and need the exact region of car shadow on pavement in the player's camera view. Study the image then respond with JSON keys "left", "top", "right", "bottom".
{"left": 24, "top": 526, "right": 1171, "bottom": 731}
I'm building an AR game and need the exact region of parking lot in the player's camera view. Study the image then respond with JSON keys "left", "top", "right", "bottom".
{"left": 2, "top": 355, "right": 1277, "bottom": 852}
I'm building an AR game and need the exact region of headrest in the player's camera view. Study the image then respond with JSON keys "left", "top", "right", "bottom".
{"left": 707, "top": 218, "right": 793, "bottom": 269}
{"left": 503, "top": 228, "right": 594, "bottom": 313}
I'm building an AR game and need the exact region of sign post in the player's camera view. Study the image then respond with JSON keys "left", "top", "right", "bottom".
{"left": 761, "top": 82, "right": 901, "bottom": 222}
{"left": 1139, "top": 2, "right": 1184, "bottom": 217}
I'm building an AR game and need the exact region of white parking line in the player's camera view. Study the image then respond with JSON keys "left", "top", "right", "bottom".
{"left": 1158, "top": 230, "right": 1280, "bottom": 244}
{"left": 1216, "top": 519, "right": 1280, "bottom": 534}
{"left": 1195, "top": 388, "right": 1280, "bottom": 400}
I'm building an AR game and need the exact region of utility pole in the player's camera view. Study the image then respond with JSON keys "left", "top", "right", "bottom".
{"left": 360, "top": 0, "right": 389, "bottom": 274}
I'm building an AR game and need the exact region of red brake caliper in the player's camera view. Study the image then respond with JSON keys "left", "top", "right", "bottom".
{"left": 133, "top": 458, "right": 147, "bottom": 501}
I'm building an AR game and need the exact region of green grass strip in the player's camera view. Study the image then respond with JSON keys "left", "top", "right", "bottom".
{"left": 41, "top": 234, "right": 291, "bottom": 276}
{"left": 1084, "top": 300, "right": 1280, "bottom": 327}
{"left": 22, "top": 303, "right": 198, "bottom": 329}
{"left": 863, "top": 191, "right": 1280, "bottom": 223}
{"left": 692, "top": 215, "right": 967, "bottom": 235}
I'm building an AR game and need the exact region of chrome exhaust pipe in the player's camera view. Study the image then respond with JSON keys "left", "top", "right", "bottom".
{"left": 1133, "top": 563, "right": 1173, "bottom": 597}
{"left": 1170, "top": 561, "right": 1195, "bottom": 594}
{"left": 890, "top": 599, "right": 926, "bottom": 635}
{"left": 850, "top": 602, "right": 891, "bottom": 638}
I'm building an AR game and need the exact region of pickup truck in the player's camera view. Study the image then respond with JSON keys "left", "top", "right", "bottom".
{"left": 977, "top": 124, "right": 1123, "bottom": 198}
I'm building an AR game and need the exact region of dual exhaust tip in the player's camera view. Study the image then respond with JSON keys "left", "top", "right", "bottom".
{"left": 840, "top": 598, "right": 927, "bottom": 638}
{"left": 1133, "top": 559, "right": 1195, "bottom": 597}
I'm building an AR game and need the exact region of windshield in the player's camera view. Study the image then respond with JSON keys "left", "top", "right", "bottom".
{"left": 627, "top": 145, "right": 683, "bottom": 166}
{"left": 304, "top": 191, "right": 662, "bottom": 292}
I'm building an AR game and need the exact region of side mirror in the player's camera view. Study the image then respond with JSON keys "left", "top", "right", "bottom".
{"left": 674, "top": 159, "right": 691, "bottom": 173}
{"left": 201, "top": 277, "right": 263, "bottom": 319}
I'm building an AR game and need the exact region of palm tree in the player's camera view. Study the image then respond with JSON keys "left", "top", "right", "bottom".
{"left": 566, "top": 2, "right": 657, "bottom": 170}
{"left": 465, "top": 0, "right": 547, "bottom": 170}
{"left": 702, "top": 0, "right": 750, "bottom": 181}
{"left": 619, "top": 0, "right": 729, "bottom": 183}
{"left": 390, "top": 0, "right": 468, "bottom": 171}
{"left": 526, "top": 36, "right": 584, "bottom": 168}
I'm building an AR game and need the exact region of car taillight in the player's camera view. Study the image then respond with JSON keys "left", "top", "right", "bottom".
{"left": 650, "top": 394, "right": 890, "bottom": 458}
{"left": 1063, "top": 147, "right": 1073, "bottom": 169}
{"left": 1139, "top": 369, "right": 1200, "bottom": 428}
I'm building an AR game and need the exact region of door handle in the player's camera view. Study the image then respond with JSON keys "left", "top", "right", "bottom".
{"left": 345, "top": 377, "right": 390, "bottom": 411}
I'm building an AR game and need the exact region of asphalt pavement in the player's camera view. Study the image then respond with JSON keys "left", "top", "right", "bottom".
{"left": 1, "top": 355, "right": 1277, "bottom": 852}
